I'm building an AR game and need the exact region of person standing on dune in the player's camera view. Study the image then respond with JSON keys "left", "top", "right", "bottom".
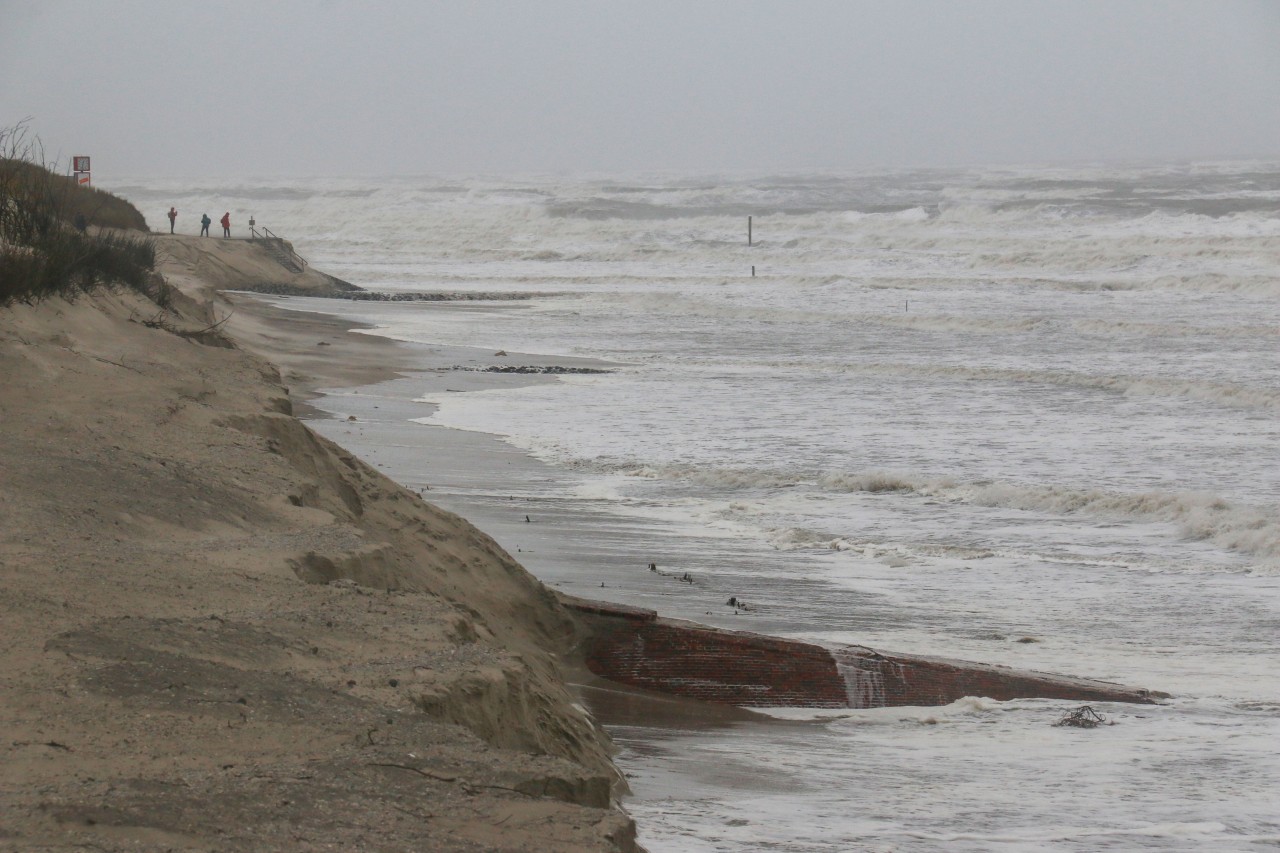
{"left": 167, "top": 207, "right": 177, "bottom": 234}
{"left": 200, "top": 213, "right": 211, "bottom": 237}
{"left": 220, "top": 211, "right": 231, "bottom": 238}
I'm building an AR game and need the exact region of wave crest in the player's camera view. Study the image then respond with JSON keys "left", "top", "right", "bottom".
{"left": 592, "top": 460, "right": 1279, "bottom": 564}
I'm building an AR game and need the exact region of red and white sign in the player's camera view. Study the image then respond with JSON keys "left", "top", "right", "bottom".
{"left": 73, "top": 156, "right": 90, "bottom": 172}
{"left": 74, "top": 172, "right": 91, "bottom": 186}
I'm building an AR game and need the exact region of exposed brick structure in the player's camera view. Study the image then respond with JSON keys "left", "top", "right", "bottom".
{"left": 562, "top": 595, "right": 1163, "bottom": 708}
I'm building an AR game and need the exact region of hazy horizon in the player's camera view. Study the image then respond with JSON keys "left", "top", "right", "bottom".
{"left": 3, "top": 0, "right": 1279, "bottom": 179}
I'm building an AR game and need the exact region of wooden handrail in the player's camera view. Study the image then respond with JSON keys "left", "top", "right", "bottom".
{"left": 249, "top": 226, "right": 308, "bottom": 270}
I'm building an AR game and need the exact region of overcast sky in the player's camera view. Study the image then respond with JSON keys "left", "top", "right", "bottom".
{"left": 2, "top": 0, "right": 1278, "bottom": 177}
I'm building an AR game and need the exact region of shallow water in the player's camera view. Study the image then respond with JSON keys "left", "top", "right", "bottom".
{"left": 123, "top": 167, "right": 1280, "bottom": 850}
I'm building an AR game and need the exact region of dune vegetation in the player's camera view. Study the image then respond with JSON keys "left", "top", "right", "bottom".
{"left": 0, "top": 123, "right": 158, "bottom": 307}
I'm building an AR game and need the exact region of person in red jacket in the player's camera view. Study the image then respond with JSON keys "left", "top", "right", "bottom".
{"left": 220, "top": 211, "right": 231, "bottom": 238}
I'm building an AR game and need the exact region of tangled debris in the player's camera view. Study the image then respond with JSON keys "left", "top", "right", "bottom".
{"left": 1053, "top": 706, "right": 1110, "bottom": 728}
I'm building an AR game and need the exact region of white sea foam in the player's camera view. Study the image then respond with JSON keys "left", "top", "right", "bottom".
{"left": 1072, "top": 317, "right": 1280, "bottom": 338}
{"left": 535, "top": 455, "right": 1279, "bottom": 562}
{"left": 819, "top": 362, "right": 1280, "bottom": 411}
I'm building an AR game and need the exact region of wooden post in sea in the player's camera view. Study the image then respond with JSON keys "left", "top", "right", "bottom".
{"left": 751, "top": 265, "right": 756, "bottom": 277}
{"left": 748, "top": 216, "right": 753, "bottom": 246}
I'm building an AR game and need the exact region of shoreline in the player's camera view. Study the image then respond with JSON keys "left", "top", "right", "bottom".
{"left": 220, "top": 291, "right": 421, "bottom": 416}
{"left": 220, "top": 289, "right": 619, "bottom": 411}
{"left": 220, "top": 290, "right": 780, "bottom": 732}
{"left": 223, "top": 289, "right": 1164, "bottom": 710}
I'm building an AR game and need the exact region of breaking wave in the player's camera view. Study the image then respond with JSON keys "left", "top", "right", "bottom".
{"left": 1072, "top": 318, "right": 1280, "bottom": 339}
{"left": 591, "top": 461, "right": 1279, "bottom": 565}
{"left": 816, "top": 363, "right": 1280, "bottom": 412}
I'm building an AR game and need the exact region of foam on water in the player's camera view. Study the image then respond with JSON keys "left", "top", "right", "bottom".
{"left": 120, "top": 166, "right": 1280, "bottom": 850}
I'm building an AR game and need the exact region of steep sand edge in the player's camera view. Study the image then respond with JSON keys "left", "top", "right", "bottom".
{"left": 0, "top": 237, "right": 640, "bottom": 851}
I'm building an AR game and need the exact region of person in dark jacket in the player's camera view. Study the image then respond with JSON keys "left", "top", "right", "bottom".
{"left": 200, "top": 213, "right": 211, "bottom": 237}
{"left": 167, "top": 207, "right": 177, "bottom": 234}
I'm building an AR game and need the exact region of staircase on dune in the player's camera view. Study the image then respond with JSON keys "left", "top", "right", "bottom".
{"left": 251, "top": 227, "right": 307, "bottom": 273}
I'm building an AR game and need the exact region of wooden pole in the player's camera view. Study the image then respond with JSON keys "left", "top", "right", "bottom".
{"left": 748, "top": 216, "right": 753, "bottom": 246}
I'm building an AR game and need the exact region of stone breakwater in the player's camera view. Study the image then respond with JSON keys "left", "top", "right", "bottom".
{"left": 339, "top": 290, "right": 551, "bottom": 301}
{"left": 451, "top": 364, "right": 614, "bottom": 375}
{"left": 564, "top": 596, "right": 1164, "bottom": 708}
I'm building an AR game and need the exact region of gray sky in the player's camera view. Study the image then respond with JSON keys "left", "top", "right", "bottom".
{"left": 2, "top": 0, "right": 1278, "bottom": 177}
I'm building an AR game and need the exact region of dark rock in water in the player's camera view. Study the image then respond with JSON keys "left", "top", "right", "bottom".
{"left": 449, "top": 365, "right": 612, "bottom": 375}
{"left": 339, "top": 290, "right": 547, "bottom": 302}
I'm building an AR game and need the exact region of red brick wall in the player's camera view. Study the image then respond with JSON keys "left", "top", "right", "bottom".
{"left": 563, "top": 596, "right": 1161, "bottom": 708}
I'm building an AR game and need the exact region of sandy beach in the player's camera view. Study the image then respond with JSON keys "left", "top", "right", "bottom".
{"left": 0, "top": 234, "right": 641, "bottom": 851}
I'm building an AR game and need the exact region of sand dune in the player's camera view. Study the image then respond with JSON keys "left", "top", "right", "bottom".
{"left": 0, "top": 234, "right": 639, "bottom": 851}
